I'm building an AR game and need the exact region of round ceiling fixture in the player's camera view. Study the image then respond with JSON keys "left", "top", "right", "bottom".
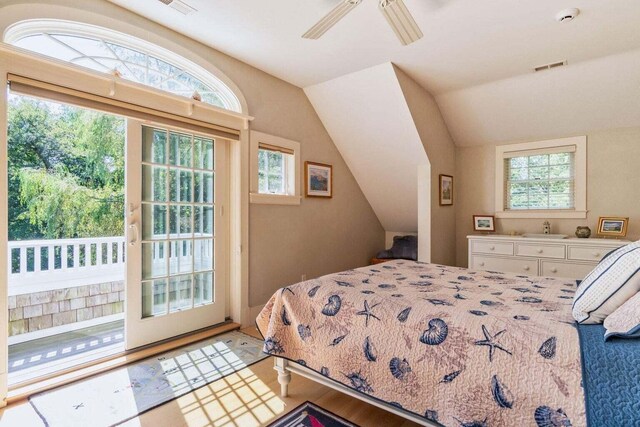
{"left": 556, "top": 8, "right": 580, "bottom": 23}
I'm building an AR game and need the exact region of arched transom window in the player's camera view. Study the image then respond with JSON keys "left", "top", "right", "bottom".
{"left": 5, "top": 20, "right": 242, "bottom": 112}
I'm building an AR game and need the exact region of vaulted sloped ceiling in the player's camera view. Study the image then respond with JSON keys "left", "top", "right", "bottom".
{"left": 437, "top": 48, "right": 640, "bottom": 146}
{"left": 108, "top": 0, "right": 640, "bottom": 146}
{"left": 304, "top": 63, "right": 429, "bottom": 232}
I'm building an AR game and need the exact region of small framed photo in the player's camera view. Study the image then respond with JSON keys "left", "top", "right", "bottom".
{"left": 597, "top": 217, "right": 628, "bottom": 237}
{"left": 439, "top": 174, "right": 453, "bottom": 206}
{"left": 305, "top": 161, "right": 332, "bottom": 198}
{"left": 473, "top": 215, "right": 496, "bottom": 232}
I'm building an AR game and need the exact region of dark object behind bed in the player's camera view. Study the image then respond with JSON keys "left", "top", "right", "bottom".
{"left": 376, "top": 235, "right": 417, "bottom": 261}
{"left": 577, "top": 324, "right": 640, "bottom": 426}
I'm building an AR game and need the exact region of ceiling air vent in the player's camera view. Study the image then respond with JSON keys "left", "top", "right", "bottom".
{"left": 534, "top": 61, "right": 567, "bottom": 72}
{"left": 156, "top": 0, "right": 196, "bottom": 15}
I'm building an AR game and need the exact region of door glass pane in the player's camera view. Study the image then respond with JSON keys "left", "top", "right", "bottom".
{"left": 140, "top": 125, "right": 215, "bottom": 319}
{"left": 142, "top": 279, "right": 167, "bottom": 317}
{"left": 194, "top": 206, "right": 213, "bottom": 237}
{"left": 194, "top": 272, "right": 213, "bottom": 306}
{"left": 195, "top": 137, "right": 214, "bottom": 170}
{"left": 170, "top": 275, "right": 192, "bottom": 312}
{"left": 142, "top": 165, "right": 167, "bottom": 202}
{"left": 169, "top": 239, "right": 193, "bottom": 275}
{"left": 142, "top": 242, "right": 167, "bottom": 279}
{"left": 169, "top": 170, "right": 193, "bottom": 203}
{"left": 143, "top": 129, "right": 166, "bottom": 164}
{"left": 194, "top": 239, "right": 213, "bottom": 272}
{"left": 169, "top": 132, "right": 192, "bottom": 167}
{"left": 142, "top": 204, "right": 167, "bottom": 240}
{"left": 169, "top": 206, "right": 192, "bottom": 238}
{"left": 202, "top": 172, "right": 214, "bottom": 203}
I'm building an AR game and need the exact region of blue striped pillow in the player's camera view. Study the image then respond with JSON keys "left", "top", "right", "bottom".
{"left": 573, "top": 241, "right": 640, "bottom": 324}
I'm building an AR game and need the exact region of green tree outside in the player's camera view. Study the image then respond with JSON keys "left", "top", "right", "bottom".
{"left": 8, "top": 95, "right": 125, "bottom": 241}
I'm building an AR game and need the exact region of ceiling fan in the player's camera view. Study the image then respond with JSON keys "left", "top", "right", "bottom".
{"left": 302, "top": 0, "right": 423, "bottom": 46}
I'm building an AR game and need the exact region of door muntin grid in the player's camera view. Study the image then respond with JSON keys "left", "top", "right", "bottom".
{"left": 141, "top": 126, "right": 215, "bottom": 318}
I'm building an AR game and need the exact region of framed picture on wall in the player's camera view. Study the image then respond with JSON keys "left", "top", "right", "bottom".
{"left": 473, "top": 215, "right": 495, "bottom": 232}
{"left": 597, "top": 217, "right": 629, "bottom": 237}
{"left": 305, "top": 161, "right": 332, "bottom": 198}
{"left": 439, "top": 174, "right": 453, "bottom": 206}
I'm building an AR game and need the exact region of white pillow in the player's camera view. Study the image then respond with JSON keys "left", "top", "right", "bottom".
{"left": 603, "top": 292, "right": 640, "bottom": 340}
{"left": 572, "top": 241, "right": 640, "bottom": 324}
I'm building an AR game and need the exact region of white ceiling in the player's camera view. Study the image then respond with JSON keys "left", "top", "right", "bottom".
{"left": 305, "top": 63, "right": 428, "bottom": 232}
{"left": 438, "top": 48, "right": 640, "bottom": 146}
{"left": 108, "top": 0, "right": 640, "bottom": 95}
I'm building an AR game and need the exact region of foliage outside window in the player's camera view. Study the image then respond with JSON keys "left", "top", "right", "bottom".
{"left": 258, "top": 148, "right": 289, "bottom": 195}
{"left": 495, "top": 136, "right": 587, "bottom": 219}
{"left": 505, "top": 151, "right": 574, "bottom": 210}
{"left": 250, "top": 131, "right": 300, "bottom": 205}
{"left": 8, "top": 94, "right": 125, "bottom": 241}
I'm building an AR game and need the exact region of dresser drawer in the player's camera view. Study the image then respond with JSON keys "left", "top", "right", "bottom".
{"left": 567, "top": 245, "right": 616, "bottom": 262}
{"left": 541, "top": 261, "right": 595, "bottom": 280}
{"left": 515, "top": 243, "right": 565, "bottom": 259}
{"left": 471, "top": 240, "right": 514, "bottom": 256}
{"left": 471, "top": 256, "right": 538, "bottom": 275}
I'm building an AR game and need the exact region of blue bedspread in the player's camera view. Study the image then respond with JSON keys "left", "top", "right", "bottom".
{"left": 578, "top": 324, "right": 640, "bottom": 426}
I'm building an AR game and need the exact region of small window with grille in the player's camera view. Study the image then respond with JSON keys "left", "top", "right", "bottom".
{"left": 258, "top": 144, "right": 293, "bottom": 195}
{"left": 504, "top": 147, "right": 575, "bottom": 211}
{"left": 250, "top": 131, "right": 300, "bottom": 205}
{"left": 495, "top": 136, "right": 587, "bottom": 219}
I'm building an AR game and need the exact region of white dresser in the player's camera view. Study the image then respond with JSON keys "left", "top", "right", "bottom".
{"left": 467, "top": 235, "right": 628, "bottom": 280}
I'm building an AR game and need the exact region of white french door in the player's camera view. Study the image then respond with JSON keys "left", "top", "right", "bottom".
{"left": 125, "top": 121, "right": 228, "bottom": 350}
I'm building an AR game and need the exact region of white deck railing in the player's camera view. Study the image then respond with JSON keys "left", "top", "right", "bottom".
{"left": 9, "top": 236, "right": 126, "bottom": 296}
{"left": 8, "top": 236, "right": 213, "bottom": 296}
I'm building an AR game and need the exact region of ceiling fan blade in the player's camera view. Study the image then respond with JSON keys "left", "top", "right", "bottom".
{"left": 303, "top": 0, "right": 363, "bottom": 40}
{"left": 379, "top": 0, "right": 423, "bottom": 45}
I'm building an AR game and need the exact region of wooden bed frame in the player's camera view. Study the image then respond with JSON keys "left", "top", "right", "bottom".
{"left": 274, "top": 357, "right": 438, "bottom": 426}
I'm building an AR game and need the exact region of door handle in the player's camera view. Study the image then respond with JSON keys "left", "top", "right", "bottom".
{"left": 129, "top": 222, "right": 140, "bottom": 246}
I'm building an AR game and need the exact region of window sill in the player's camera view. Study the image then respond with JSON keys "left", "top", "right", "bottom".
{"left": 250, "top": 193, "right": 300, "bottom": 205}
{"left": 495, "top": 210, "right": 588, "bottom": 219}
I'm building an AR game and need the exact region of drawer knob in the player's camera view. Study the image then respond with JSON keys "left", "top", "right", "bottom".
{"left": 523, "top": 266, "right": 530, "bottom": 271}
{"left": 489, "top": 246, "right": 495, "bottom": 251}
{"left": 551, "top": 268, "right": 558, "bottom": 273}
{"left": 479, "top": 262, "right": 485, "bottom": 267}
{"left": 537, "top": 249, "right": 544, "bottom": 254}
{"left": 593, "top": 253, "right": 601, "bottom": 258}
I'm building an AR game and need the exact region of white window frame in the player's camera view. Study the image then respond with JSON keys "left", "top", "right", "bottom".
{"left": 250, "top": 131, "right": 301, "bottom": 205}
{"left": 4, "top": 20, "right": 243, "bottom": 112}
{"left": 495, "top": 136, "right": 587, "bottom": 219}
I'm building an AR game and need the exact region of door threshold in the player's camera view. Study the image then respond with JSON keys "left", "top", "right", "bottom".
{"left": 6, "top": 321, "right": 240, "bottom": 404}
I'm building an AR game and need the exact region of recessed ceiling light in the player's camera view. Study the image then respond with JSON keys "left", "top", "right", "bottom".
{"left": 556, "top": 8, "right": 580, "bottom": 23}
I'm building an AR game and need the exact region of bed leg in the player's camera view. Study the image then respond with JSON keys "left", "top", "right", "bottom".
{"left": 274, "top": 357, "right": 291, "bottom": 397}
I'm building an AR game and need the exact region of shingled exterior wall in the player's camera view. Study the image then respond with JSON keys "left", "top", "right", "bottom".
{"left": 8, "top": 281, "right": 124, "bottom": 336}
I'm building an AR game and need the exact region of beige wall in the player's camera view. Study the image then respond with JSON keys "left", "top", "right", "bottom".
{"left": 0, "top": 0, "right": 384, "bottom": 309}
{"left": 394, "top": 67, "right": 457, "bottom": 266}
{"left": 455, "top": 127, "right": 640, "bottom": 266}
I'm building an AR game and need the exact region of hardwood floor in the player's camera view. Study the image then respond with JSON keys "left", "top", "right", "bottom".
{"left": 0, "top": 327, "right": 419, "bottom": 427}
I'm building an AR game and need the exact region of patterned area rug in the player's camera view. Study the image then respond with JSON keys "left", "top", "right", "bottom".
{"left": 30, "top": 330, "right": 268, "bottom": 427}
{"left": 268, "top": 402, "right": 359, "bottom": 427}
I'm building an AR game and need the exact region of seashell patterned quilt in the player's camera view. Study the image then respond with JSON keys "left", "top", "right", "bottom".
{"left": 256, "top": 260, "right": 585, "bottom": 426}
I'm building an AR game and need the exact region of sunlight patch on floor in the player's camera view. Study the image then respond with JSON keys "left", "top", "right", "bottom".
{"left": 173, "top": 367, "right": 285, "bottom": 427}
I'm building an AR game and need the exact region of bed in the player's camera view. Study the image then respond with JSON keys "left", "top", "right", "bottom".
{"left": 256, "top": 259, "right": 638, "bottom": 426}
